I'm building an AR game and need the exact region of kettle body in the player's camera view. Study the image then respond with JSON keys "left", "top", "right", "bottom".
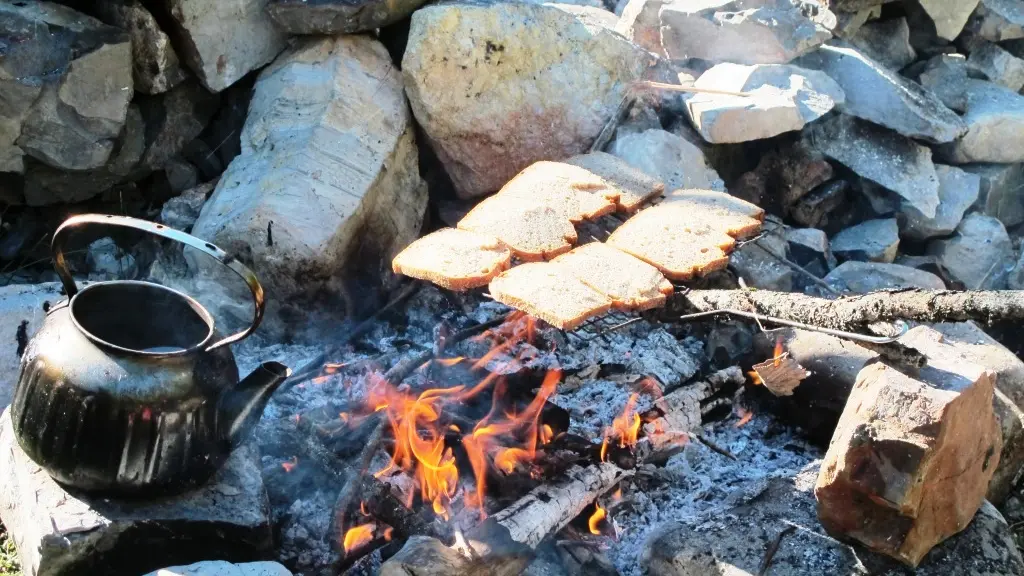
{"left": 9, "top": 215, "right": 289, "bottom": 495}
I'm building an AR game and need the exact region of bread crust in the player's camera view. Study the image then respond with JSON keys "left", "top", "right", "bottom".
{"left": 488, "top": 262, "right": 613, "bottom": 331}
{"left": 565, "top": 152, "right": 666, "bottom": 212}
{"left": 392, "top": 228, "right": 511, "bottom": 291}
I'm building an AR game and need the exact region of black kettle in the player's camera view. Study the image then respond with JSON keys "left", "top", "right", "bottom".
{"left": 10, "top": 214, "right": 291, "bottom": 495}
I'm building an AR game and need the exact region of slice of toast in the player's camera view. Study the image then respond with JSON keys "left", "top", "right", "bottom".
{"left": 458, "top": 194, "right": 578, "bottom": 261}
{"left": 607, "top": 203, "right": 737, "bottom": 281}
{"left": 392, "top": 228, "right": 511, "bottom": 291}
{"left": 553, "top": 243, "right": 673, "bottom": 311}
{"left": 661, "top": 189, "right": 765, "bottom": 238}
{"left": 565, "top": 151, "right": 665, "bottom": 212}
{"left": 497, "top": 161, "right": 619, "bottom": 223}
{"left": 488, "top": 262, "right": 613, "bottom": 331}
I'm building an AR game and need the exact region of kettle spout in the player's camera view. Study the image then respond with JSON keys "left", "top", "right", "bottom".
{"left": 218, "top": 361, "right": 291, "bottom": 448}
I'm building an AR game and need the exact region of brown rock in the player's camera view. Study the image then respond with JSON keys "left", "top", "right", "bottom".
{"left": 815, "top": 359, "right": 1002, "bottom": 566}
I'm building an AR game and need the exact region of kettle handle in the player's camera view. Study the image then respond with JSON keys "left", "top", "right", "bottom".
{"left": 51, "top": 214, "right": 265, "bottom": 351}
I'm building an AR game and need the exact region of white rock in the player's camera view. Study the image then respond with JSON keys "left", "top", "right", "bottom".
{"left": 608, "top": 129, "right": 723, "bottom": 192}
{"left": 615, "top": 0, "right": 666, "bottom": 57}
{"left": 190, "top": 37, "right": 427, "bottom": 322}
{"left": 659, "top": 0, "right": 833, "bottom": 65}
{"left": 965, "top": 0, "right": 1024, "bottom": 42}
{"left": 163, "top": 0, "right": 288, "bottom": 92}
{"left": 683, "top": 63, "right": 844, "bottom": 143}
{"left": 917, "top": 0, "right": 980, "bottom": 40}
{"left": 901, "top": 165, "right": 981, "bottom": 240}
{"left": 830, "top": 218, "right": 900, "bottom": 263}
{"left": 403, "top": 2, "right": 653, "bottom": 199}
{"left": 795, "top": 42, "right": 966, "bottom": 143}
{"left": 966, "top": 42, "right": 1024, "bottom": 92}
{"left": 927, "top": 213, "right": 1014, "bottom": 289}
{"left": 938, "top": 81, "right": 1024, "bottom": 164}
{"left": 825, "top": 261, "right": 946, "bottom": 293}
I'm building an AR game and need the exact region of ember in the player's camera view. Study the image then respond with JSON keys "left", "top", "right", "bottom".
{"left": 734, "top": 407, "right": 754, "bottom": 428}
{"left": 281, "top": 456, "right": 298, "bottom": 473}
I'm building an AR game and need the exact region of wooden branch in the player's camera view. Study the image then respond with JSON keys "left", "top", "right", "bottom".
{"left": 681, "top": 289, "right": 1024, "bottom": 332}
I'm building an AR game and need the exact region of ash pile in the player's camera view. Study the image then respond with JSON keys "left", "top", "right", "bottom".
{"left": 2, "top": 0, "right": 1024, "bottom": 575}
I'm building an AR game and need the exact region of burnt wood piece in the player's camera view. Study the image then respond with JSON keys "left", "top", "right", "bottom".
{"left": 357, "top": 475, "right": 454, "bottom": 545}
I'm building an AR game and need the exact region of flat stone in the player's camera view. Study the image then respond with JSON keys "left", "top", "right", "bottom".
{"left": 683, "top": 63, "right": 844, "bottom": 143}
{"left": 93, "top": 0, "right": 188, "bottom": 95}
{"left": 0, "top": 283, "right": 61, "bottom": 411}
{"left": 967, "top": 42, "right": 1024, "bottom": 91}
{"left": 659, "top": 0, "right": 833, "bottom": 65}
{"left": 901, "top": 165, "right": 981, "bottom": 240}
{"left": 191, "top": 36, "right": 427, "bottom": 330}
{"left": 644, "top": 462, "right": 1024, "bottom": 576}
{"left": 849, "top": 17, "right": 916, "bottom": 70}
{"left": 962, "top": 162, "right": 1024, "bottom": 227}
{"left": 917, "top": 0, "right": 981, "bottom": 40}
{"left": 830, "top": 218, "right": 900, "bottom": 263}
{"left": 0, "top": 410, "right": 272, "bottom": 576}
{"left": 805, "top": 114, "right": 940, "bottom": 218}
{"left": 158, "top": 0, "right": 287, "bottom": 92}
{"left": 267, "top": 0, "right": 427, "bottom": 34}
{"left": 916, "top": 54, "right": 972, "bottom": 112}
{"left": 161, "top": 181, "right": 214, "bottom": 232}
{"left": 939, "top": 81, "right": 1024, "bottom": 164}
{"left": 927, "top": 213, "right": 1013, "bottom": 289}
{"left": 137, "top": 80, "right": 219, "bottom": 172}
{"left": 404, "top": 2, "right": 653, "bottom": 199}
{"left": 143, "top": 560, "right": 292, "bottom": 576}
{"left": 964, "top": 0, "right": 1024, "bottom": 42}
{"left": 824, "top": 261, "right": 945, "bottom": 293}
{"left": 794, "top": 42, "right": 966, "bottom": 143}
{"left": 608, "top": 129, "right": 724, "bottom": 192}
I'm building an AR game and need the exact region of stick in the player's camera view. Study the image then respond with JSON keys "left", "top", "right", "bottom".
{"left": 757, "top": 524, "right": 797, "bottom": 576}
{"left": 680, "top": 289, "right": 1024, "bottom": 332}
{"left": 634, "top": 80, "right": 752, "bottom": 97}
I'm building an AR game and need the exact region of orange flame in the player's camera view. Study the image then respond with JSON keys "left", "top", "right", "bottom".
{"left": 359, "top": 501, "right": 369, "bottom": 516}
{"left": 434, "top": 357, "right": 466, "bottom": 368}
{"left": 383, "top": 526, "right": 394, "bottom": 541}
{"left": 612, "top": 394, "right": 642, "bottom": 448}
{"left": 600, "top": 436, "right": 609, "bottom": 462}
{"left": 773, "top": 335, "right": 785, "bottom": 367}
{"left": 735, "top": 407, "right": 754, "bottom": 428}
{"left": 589, "top": 503, "right": 606, "bottom": 535}
{"left": 281, "top": 456, "right": 298, "bottom": 473}
{"left": 342, "top": 524, "right": 375, "bottom": 555}
{"left": 748, "top": 371, "right": 764, "bottom": 386}
{"left": 540, "top": 424, "right": 554, "bottom": 444}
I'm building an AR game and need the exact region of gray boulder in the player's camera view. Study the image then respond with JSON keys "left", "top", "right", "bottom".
{"left": 608, "top": 129, "right": 724, "bottom": 191}
{"left": 938, "top": 81, "right": 1024, "bottom": 164}
{"left": 1, "top": 1, "right": 133, "bottom": 173}
{"left": 917, "top": 0, "right": 981, "bottom": 40}
{"left": 190, "top": 36, "right": 427, "bottom": 327}
{"left": 901, "top": 165, "right": 981, "bottom": 240}
{"left": 849, "top": 17, "right": 916, "bottom": 70}
{"left": 962, "top": 162, "right": 1024, "bottom": 228}
{"left": 266, "top": 0, "right": 428, "bottom": 34}
{"left": 964, "top": 0, "right": 1024, "bottom": 42}
{"left": 966, "top": 41, "right": 1024, "bottom": 91}
{"left": 927, "top": 213, "right": 1014, "bottom": 289}
{"left": 404, "top": 1, "right": 654, "bottom": 198}
{"left": 805, "top": 115, "right": 940, "bottom": 218}
{"left": 683, "top": 63, "right": 845, "bottom": 143}
{"left": 830, "top": 218, "right": 900, "bottom": 263}
{"left": 659, "top": 0, "right": 833, "bottom": 65}
{"left": 825, "top": 261, "right": 945, "bottom": 293}
{"left": 916, "top": 54, "right": 972, "bottom": 112}
{"left": 795, "top": 42, "right": 966, "bottom": 143}
{"left": 92, "top": 0, "right": 188, "bottom": 95}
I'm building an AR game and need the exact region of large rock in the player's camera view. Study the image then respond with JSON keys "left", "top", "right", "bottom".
{"left": 608, "top": 129, "right": 723, "bottom": 191}
{"left": 615, "top": 0, "right": 666, "bottom": 57}
{"left": 938, "top": 81, "right": 1024, "bottom": 164}
{"left": 0, "top": 411, "right": 273, "bottom": 576}
{"left": 659, "top": 0, "right": 832, "bottom": 65}
{"left": 901, "top": 165, "right": 980, "bottom": 240}
{"left": 916, "top": 53, "right": 972, "bottom": 112}
{"left": 683, "top": 63, "right": 844, "bottom": 144}
{"left": 830, "top": 218, "right": 899, "bottom": 263}
{"left": 795, "top": 42, "right": 966, "bottom": 143}
{"left": 815, "top": 359, "right": 1002, "bottom": 567}
{"left": 92, "top": 0, "right": 188, "bottom": 95}
{"left": 644, "top": 463, "right": 1024, "bottom": 576}
{"left": 403, "top": 2, "right": 653, "bottom": 199}
{"left": 917, "top": 0, "right": 981, "bottom": 40}
{"left": 0, "top": 283, "right": 61, "bottom": 411}
{"left": 824, "top": 261, "right": 945, "bottom": 293}
{"left": 927, "top": 213, "right": 1013, "bottom": 290}
{"left": 143, "top": 560, "right": 292, "bottom": 576}
{"left": 962, "top": 162, "right": 1024, "bottom": 228}
{"left": 190, "top": 36, "right": 427, "bottom": 323}
{"left": 848, "top": 17, "right": 916, "bottom": 70}
{"left": 964, "top": 0, "right": 1024, "bottom": 42}
{"left": 0, "top": 1, "right": 133, "bottom": 173}
{"left": 805, "top": 115, "right": 940, "bottom": 218}
{"left": 966, "top": 42, "right": 1024, "bottom": 91}
{"left": 266, "top": 0, "right": 427, "bottom": 34}
{"left": 159, "top": 0, "right": 287, "bottom": 92}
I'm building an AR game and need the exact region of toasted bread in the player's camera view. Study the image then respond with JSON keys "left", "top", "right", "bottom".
{"left": 488, "top": 262, "right": 613, "bottom": 331}
{"left": 661, "top": 189, "right": 765, "bottom": 238}
{"left": 392, "top": 228, "right": 511, "bottom": 291}
{"left": 497, "top": 161, "right": 618, "bottom": 223}
{"left": 458, "top": 194, "right": 577, "bottom": 261}
{"left": 553, "top": 243, "right": 673, "bottom": 310}
{"left": 565, "top": 152, "right": 665, "bottom": 212}
{"left": 607, "top": 203, "right": 737, "bottom": 281}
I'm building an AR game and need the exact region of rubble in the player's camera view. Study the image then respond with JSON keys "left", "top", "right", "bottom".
{"left": 806, "top": 115, "right": 940, "bottom": 218}
{"left": 403, "top": 1, "right": 653, "bottom": 198}
{"left": 683, "top": 63, "right": 844, "bottom": 144}
{"left": 815, "top": 360, "right": 1002, "bottom": 566}
{"left": 795, "top": 42, "right": 966, "bottom": 143}
{"left": 849, "top": 17, "right": 917, "bottom": 71}
{"left": 901, "top": 165, "right": 981, "bottom": 240}
{"left": 965, "top": 0, "right": 1024, "bottom": 42}
{"left": 916, "top": 0, "right": 981, "bottom": 41}
{"left": 92, "top": 0, "right": 188, "bottom": 95}
{"left": 659, "top": 0, "right": 832, "bottom": 65}
{"left": 824, "top": 261, "right": 945, "bottom": 293}
{"left": 190, "top": 36, "right": 427, "bottom": 326}
{"left": 266, "top": 0, "right": 427, "bottom": 34}
{"left": 927, "top": 213, "right": 1014, "bottom": 289}
{"left": 966, "top": 42, "right": 1024, "bottom": 91}
{"left": 916, "top": 53, "right": 972, "bottom": 112}
{"left": 608, "top": 129, "right": 724, "bottom": 191}
{"left": 962, "top": 162, "right": 1024, "bottom": 227}
{"left": 938, "top": 81, "right": 1024, "bottom": 164}
{"left": 829, "top": 218, "right": 900, "bottom": 263}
